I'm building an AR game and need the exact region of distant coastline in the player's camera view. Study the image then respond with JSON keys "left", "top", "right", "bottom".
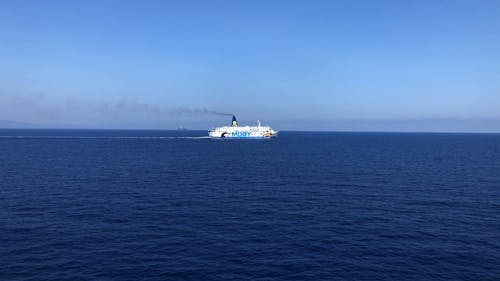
{"left": 0, "top": 120, "right": 39, "bottom": 129}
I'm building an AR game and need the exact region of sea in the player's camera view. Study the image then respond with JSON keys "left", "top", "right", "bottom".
{"left": 1, "top": 129, "right": 499, "bottom": 281}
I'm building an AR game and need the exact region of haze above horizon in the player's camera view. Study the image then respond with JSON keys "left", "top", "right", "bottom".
{"left": 1, "top": 0, "right": 499, "bottom": 132}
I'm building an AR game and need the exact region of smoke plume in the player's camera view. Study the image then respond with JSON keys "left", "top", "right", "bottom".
{"left": 0, "top": 91, "right": 235, "bottom": 127}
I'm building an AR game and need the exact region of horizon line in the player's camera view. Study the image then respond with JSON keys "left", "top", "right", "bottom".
{"left": 1, "top": 127, "right": 499, "bottom": 134}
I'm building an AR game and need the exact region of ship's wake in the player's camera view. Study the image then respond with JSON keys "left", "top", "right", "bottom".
{"left": 0, "top": 136, "right": 211, "bottom": 139}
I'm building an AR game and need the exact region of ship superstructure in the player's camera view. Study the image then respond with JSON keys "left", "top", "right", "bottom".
{"left": 208, "top": 115, "right": 277, "bottom": 138}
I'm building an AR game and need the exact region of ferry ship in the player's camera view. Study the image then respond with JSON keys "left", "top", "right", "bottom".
{"left": 208, "top": 116, "right": 277, "bottom": 138}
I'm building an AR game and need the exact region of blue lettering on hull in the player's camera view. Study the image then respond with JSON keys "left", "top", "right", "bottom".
{"left": 231, "top": 131, "right": 251, "bottom": 138}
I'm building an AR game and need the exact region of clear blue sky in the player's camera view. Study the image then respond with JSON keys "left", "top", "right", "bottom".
{"left": 1, "top": 0, "right": 499, "bottom": 131}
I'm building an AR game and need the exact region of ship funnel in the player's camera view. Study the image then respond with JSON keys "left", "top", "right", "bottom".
{"left": 232, "top": 115, "right": 238, "bottom": 127}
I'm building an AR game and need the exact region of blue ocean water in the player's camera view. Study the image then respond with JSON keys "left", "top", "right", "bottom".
{"left": 1, "top": 129, "right": 499, "bottom": 281}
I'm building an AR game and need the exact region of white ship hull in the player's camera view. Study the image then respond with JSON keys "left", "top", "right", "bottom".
{"left": 209, "top": 116, "right": 277, "bottom": 138}
{"left": 208, "top": 126, "right": 277, "bottom": 138}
